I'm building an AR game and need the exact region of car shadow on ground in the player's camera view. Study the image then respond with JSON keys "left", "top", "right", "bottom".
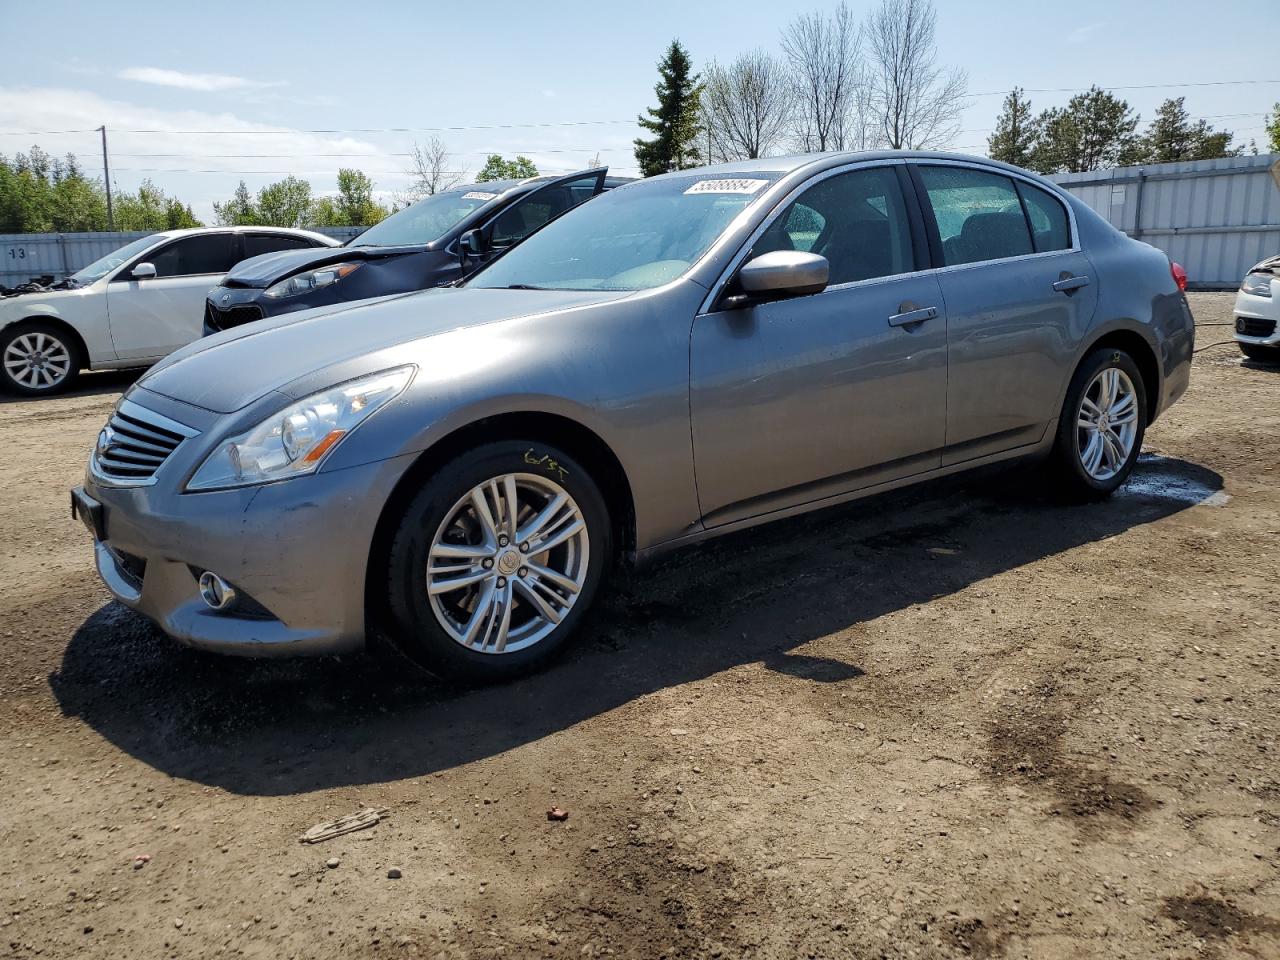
{"left": 0, "top": 368, "right": 142, "bottom": 404}
{"left": 50, "top": 453, "right": 1224, "bottom": 797}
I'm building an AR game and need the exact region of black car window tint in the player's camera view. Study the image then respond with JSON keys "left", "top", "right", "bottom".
{"left": 751, "top": 166, "right": 913, "bottom": 285}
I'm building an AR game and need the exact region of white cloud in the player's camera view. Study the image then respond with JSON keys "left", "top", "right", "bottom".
{"left": 118, "top": 67, "right": 282, "bottom": 93}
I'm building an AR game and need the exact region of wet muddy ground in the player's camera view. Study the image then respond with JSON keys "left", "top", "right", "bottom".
{"left": 0, "top": 292, "right": 1277, "bottom": 959}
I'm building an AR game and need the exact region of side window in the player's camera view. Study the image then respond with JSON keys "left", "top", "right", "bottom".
{"left": 751, "top": 166, "right": 914, "bottom": 286}
{"left": 491, "top": 174, "right": 601, "bottom": 248}
{"left": 918, "top": 166, "right": 1032, "bottom": 266}
{"left": 1016, "top": 182, "right": 1071, "bottom": 253}
{"left": 244, "top": 234, "right": 317, "bottom": 258}
{"left": 146, "top": 234, "right": 238, "bottom": 278}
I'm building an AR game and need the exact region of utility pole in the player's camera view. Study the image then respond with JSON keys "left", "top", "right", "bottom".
{"left": 98, "top": 125, "right": 114, "bottom": 230}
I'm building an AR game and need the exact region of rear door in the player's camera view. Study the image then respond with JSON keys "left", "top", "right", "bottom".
{"left": 690, "top": 163, "right": 949, "bottom": 527}
{"left": 106, "top": 233, "right": 241, "bottom": 360}
{"left": 910, "top": 163, "right": 1099, "bottom": 464}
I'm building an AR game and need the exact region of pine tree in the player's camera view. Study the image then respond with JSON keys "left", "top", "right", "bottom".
{"left": 987, "top": 87, "right": 1038, "bottom": 168}
{"left": 1029, "top": 86, "right": 1140, "bottom": 174}
{"left": 1266, "top": 103, "right": 1280, "bottom": 154}
{"left": 634, "top": 40, "right": 703, "bottom": 177}
{"left": 1135, "top": 98, "right": 1235, "bottom": 164}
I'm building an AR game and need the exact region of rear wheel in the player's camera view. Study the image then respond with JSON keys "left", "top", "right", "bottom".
{"left": 1239, "top": 341, "right": 1280, "bottom": 364}
{"left": 1049, "top": 347, "right": 1146, "bottom": 499}
{"left": 0, "top": 321, "right": 82, "bottom": 395}
{"left": 384, "top": 440, "right": 611, "bottom": 682}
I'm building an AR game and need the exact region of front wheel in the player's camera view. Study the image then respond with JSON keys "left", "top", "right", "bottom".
{"left": 384, "top": 440, "right": 611, "bottom": 682}
{"left": 1239, "top": 341, "right": 1280, "bottom": 364}
{"left": 1, "top": 321, "right": 82, "bottom": 395}
{"left": 1049, "top": 347, "right": 1147, "bottom": 499}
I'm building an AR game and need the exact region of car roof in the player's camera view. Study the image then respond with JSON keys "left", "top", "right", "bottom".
{"left": 150, "top": 226, "right": 337, "bottom": 244}
{"left": 645, "top": 150, "right": 1053, "bottom": 183}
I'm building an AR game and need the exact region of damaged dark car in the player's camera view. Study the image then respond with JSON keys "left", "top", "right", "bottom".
{"left": 203, "top": 167, "right": 627, "bottom": 334}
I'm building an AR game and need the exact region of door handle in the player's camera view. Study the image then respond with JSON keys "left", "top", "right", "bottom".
{"left": 1051, "top": 274, "right": 1090, "bottom": 295}
{"left": 888, "top": 305, "right": 938, "bottom": 327}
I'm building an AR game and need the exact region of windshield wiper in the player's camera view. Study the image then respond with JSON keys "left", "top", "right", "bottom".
{"left": 502, "top": 283, "right": 549, "bottom": 290}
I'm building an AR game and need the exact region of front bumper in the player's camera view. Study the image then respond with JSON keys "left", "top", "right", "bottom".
{"left": 78, "top": 394, "right": 417, "bottom": 656}
{"left": 1233, "top": 285, "right": 1279, "bottom": 346}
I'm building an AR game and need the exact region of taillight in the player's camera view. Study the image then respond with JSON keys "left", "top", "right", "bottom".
{"left": 1170, "top": 261, "right": 1188, "bottom": 292}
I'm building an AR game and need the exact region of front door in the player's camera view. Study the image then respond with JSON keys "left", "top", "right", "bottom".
{"left": 107, "top": 233, "right": 241, "bottom": 360}
{"left": 912, "top": 164, "right": 1099, "bottom": 464}
{"left": 482, "top": 168, "right": 608, "bottom": 261}
{"left": 690, "top": 164, "right": 948, "bottom": 528}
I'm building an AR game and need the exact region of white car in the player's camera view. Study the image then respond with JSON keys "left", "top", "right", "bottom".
{"left": 0, "top": 227, "right": 338, "bottom": 395}
{"left": 1235, "top": 255, "right": 1280, "bottom": 363}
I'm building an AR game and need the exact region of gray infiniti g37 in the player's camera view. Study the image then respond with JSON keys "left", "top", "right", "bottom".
{"left": 73, "top": 151, "right": 1195, "bottom": 681}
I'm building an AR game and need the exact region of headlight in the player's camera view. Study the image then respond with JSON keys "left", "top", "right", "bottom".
{"left": 263, "top": 262, "right": 363, "bottom": 299}
{"left": 186, "top": 366, "right": 414, "bottom": 491}
{"left": 1241, "top": 273, "right": 1274, "bottom": 297}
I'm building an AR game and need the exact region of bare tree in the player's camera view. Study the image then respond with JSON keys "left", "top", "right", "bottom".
{"left": 404, "top": 136, "right": 464, "bottom": 199}
{"left": 781, "top": 2, "right": 868, "bottom": 152}
{"left": 864, "top": 0, "right": 967, "bottom": 149}
{"left": 701, "top": 50, "right": 793, "bottom": 162}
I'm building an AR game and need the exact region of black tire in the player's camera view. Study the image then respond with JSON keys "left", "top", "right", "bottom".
{"left": 0, "top": 320, "right": 83, "bottom": 396}
{"left": 1239, "top": 341, "right": 1280, "bottom": 364}
{"left": 1049, "top": 346, "right": 1147, "bottom": 500}
{"left": 384, "top": 440, "right": 611, "bottom": 682}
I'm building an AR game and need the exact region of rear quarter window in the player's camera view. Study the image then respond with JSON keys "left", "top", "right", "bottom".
{"left": 1016, "top": 182, "right": 1072, "bottom": 253}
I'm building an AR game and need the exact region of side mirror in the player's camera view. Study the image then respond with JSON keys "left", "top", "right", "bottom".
{"left": 131, "top": 262, "right": 157, "bottom": 280}
{"left": 737, "top": 251, "right": 828, "bottom": 299}
{"left": 459, "top": 229, "right": 485, "bottom": 257}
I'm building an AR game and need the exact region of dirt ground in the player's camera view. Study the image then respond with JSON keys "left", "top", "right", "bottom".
{"left": 0, "top": 291, "right": 1277, "bottom": 960}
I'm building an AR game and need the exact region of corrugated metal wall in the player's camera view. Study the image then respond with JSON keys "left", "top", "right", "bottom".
{"left": 1052, "top": 154, "right": 1280, "bottom": 290}
{"left": 0, "top": 227, "right": 364, "bottom": 287}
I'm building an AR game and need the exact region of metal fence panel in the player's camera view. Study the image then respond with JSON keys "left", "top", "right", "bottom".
{"left": 0, "top": 227, "right": 364, "bottom": 287}
{"left": 1051, "top": 154, "right": 1280, "bottom": 290}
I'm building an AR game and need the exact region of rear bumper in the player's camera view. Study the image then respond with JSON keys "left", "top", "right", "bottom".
{"left": 78, "top": 450, "right": 417, "bottom": 657}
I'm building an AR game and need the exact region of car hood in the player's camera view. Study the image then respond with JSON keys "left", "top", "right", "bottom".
{"left": 137, "top": 286, "right": 632, "bottom": 413}
{"left": 1249, "top": 254, "right": 1280, "bottom": 276}
{"left": 221, "top": 244, "right": 421, "bottom": 288}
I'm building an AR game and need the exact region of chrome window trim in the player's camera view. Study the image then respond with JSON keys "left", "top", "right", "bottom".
{"left": 89, "top": 397, "right": 199, "bottom": 489}
{"left": 698, "top": 156, "right": 1083, "bottom": 315}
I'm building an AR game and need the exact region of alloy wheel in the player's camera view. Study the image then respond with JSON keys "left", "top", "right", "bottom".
{"left": 426, "top": 472, "right": 590, "bottom": 655}
{"left": 3, "top": 332, "right": 72, "bottom": 390}
{"left": 1076, "top": 366, "right": 1139, "bottom": 481}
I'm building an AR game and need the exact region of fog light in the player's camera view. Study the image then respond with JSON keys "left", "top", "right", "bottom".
{"left": 198, "top": 571, "right": 237, "bottom": 611}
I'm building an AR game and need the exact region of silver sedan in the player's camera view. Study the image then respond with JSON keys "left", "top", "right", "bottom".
{"left": 74, "top": 151, "right": 1195, "bottom": 681}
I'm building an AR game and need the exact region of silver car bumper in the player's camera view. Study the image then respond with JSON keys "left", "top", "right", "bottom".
{"left": 79, "top": 450, "right": 416, "bottom": 657}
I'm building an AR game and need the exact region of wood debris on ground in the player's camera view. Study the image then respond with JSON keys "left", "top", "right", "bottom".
{"left": 299, "top": 807, "right": 389, "bottom": 844}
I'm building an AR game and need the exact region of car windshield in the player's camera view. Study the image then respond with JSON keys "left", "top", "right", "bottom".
{"left": 469, "top": 173, "right": 782, "bottom": 291}
{"left": 350, "top": 189, "right": 502, "bottom": 248}
{"left": 70, "top": 234, "right": 162, "bottom": 283}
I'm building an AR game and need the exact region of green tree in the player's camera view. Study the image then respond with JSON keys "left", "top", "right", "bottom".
{"left": 113, "top": 179, "right": 202, "bottom": 231}
{"left": 987, "top": 87, "right": 1039, "bottom": 168}
{"left": 255, "top": 175, "right": 314, "bottom": 227}
{"left": 1029, "top": 86, "right": 1140, "bottom": 174}
{"left": 1132, "top": 98, "right": 1236, "bottom": 164}
{"left": 334, "top": 168, "right": 387, "bottom": 225}
{"left": 0, "top": 147, "right": 114, "bottom": 232}
{"left": 1266, "top": 103, "right": 1280, "bottom": 154}
{"left": 212, "top": 181, "right": 261, "bottom": 226}
{"left": 474, "top": 154, "right": 539, "bottom": 182}
{"left": 633, "top": 39, "right": 703, "bottom": 176}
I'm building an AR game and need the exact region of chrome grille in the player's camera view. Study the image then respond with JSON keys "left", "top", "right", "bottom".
{"left": 93, "top": 399, "right": 198, "bottom": 484}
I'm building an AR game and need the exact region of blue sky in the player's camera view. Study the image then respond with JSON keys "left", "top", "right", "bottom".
{"left": 1, "top": 0, "right": 1276, "bottom": 222}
